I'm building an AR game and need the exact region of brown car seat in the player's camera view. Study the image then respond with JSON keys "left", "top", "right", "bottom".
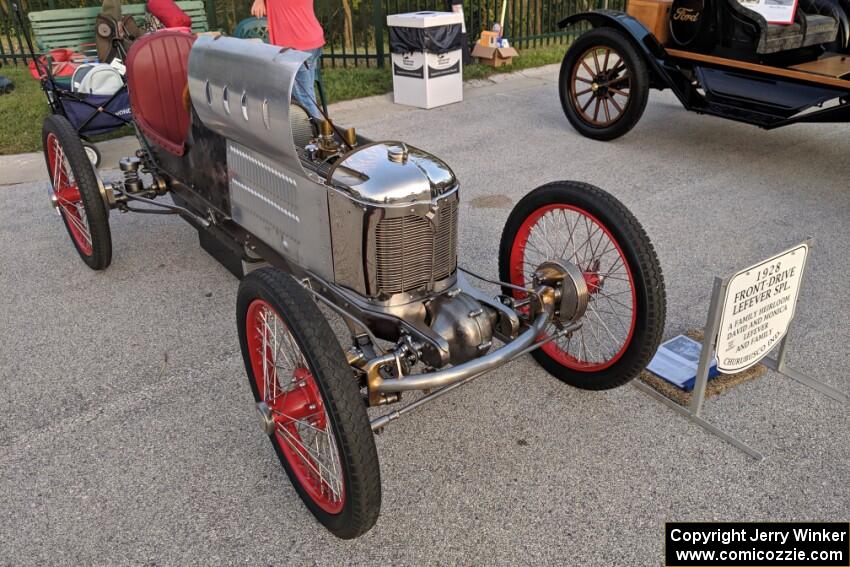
{"left": 126, "top": 30, "right": 196, "bottom": 155}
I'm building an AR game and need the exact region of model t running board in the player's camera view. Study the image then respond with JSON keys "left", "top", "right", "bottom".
{"left": 665, "top": 48, "right": 850, "bottom": 89}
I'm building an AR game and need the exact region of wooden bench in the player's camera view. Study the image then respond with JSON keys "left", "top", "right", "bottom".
{"left": 28, "top": 1, "right": 209, "bottom": 55}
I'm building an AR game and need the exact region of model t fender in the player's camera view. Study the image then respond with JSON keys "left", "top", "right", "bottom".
{"left": 558, "top": 11, "right": 668, "bottom": 62}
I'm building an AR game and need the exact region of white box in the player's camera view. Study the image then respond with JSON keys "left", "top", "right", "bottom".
{"left": 387, "top": 11, "right": 463, "bottom": 109}
{"left": 386, "top": 11, "right": 463, "bottom": 28}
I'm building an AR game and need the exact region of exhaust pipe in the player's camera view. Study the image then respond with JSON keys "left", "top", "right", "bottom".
{"left": 371, "top": 310, "right": 552, "bottom": 395}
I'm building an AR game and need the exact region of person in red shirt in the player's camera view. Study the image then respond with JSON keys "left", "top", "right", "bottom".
{"left": 251, "top": 0, "right": 324, "bottom": 117}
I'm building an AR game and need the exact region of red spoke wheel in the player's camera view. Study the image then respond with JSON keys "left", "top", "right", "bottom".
{"left": 499, "top": 181, "right": 666, "bottom": 390}
{"left": 42, "top": 115, "right": 111, "bottom": 270}
{"left": 559, "top": 27, "right": 649, "bottom": 141}
{"left": 237, "top": 268, "right": 380, "bottom": 539}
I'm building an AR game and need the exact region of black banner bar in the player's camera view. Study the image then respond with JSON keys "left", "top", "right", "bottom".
{"left": 392, "top": 62, "right": 424, "bottom": 79}
{"left": 665, "top": 522, "right": 850, "bottom": 566}
{"left": 428, "top": 61, "right": 460, "bottom": 78}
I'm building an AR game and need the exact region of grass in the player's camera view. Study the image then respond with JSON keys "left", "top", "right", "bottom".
{"left": 0, "top": 42, "right": 568, "bottom": 155}
{"left": 0, "top": 65, "right": 51, "bottom": 155}
{"left": 0, "top": 65, "right": 133, "bottom": 155}
{"left": 464, "top": 42, "right": 568, "bottom": 80}
{"left": 322, "top": 66, "right": 395, "bottom": 102}
{"left": 323, "top": 42, "right": 568, "bottom": 104}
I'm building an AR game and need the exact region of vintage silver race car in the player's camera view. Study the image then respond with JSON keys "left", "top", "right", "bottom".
{"left": 41, "top": 31, "right": 666, "bottom": 538}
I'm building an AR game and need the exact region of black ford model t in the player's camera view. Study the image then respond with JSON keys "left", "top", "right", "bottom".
{"left": 558, "top": 0, "right": 850, "bottom": 139}
{"left": 42, "top": 31, "right": 666, "bottom": 537}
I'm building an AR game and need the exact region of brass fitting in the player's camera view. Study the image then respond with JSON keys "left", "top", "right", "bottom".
{"left": 319, "top": 118, "right": 333, "bottom": 137}
{"left": 343, "top": 127, "right": 357, "bottom": 147}
{"left": 535, "top": 285, "right": 559, "bottom": 315}
{"left": 317, "top": 119, "right": 339, "bottom": 159}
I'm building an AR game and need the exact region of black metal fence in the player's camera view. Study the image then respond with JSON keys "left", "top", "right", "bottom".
{"left": 0, "top": 0, "right": 622, "bottom": 66}
{"left": 319, "top": 0, "right": 619, "bottom": 68}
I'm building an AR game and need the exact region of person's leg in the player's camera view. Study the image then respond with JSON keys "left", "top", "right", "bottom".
{"left": 292, "top": 47, "right": 323, "bottom": 117}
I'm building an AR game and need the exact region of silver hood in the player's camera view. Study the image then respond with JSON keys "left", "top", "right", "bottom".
{"left": 187, "top": 35, "right": 309, "bottom": 176}
{"left": 328, "top": 141, "right": 457, "bottom": 205}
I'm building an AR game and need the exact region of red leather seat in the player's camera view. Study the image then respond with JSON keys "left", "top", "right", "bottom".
{"left": 126, "top": 30, "right": 196, "bottom": 156}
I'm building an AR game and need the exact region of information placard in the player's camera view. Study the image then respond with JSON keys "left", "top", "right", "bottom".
{"left": 737, "top": 0, "right": 799, "bottom": 25}
{"left": 715, "top": 243, "right": 808, "bottom": 374}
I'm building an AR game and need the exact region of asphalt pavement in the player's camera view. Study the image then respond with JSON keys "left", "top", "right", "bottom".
{"left": 1, "top": 65, "right": 848, "bottom": 566}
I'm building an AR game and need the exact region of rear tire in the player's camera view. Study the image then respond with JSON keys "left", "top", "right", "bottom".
{"left": 42, "top": 115, "right": 112, "bottom": 270}
{"left": 237, "top": 268, "right": 381, "bottom": 539}
{"left": 559, "top": 27, "right": 650, "bottom": 141}
{"left": 498, "top": 181, "right": 666, "bottom": 390}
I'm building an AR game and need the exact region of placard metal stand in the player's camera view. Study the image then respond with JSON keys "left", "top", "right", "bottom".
{"left": 633, "top": 239, "right": 847, "bottom": 460}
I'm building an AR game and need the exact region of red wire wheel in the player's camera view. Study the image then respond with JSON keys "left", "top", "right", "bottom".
{"left": 245, "top": 298, "right": 345, "bottom": 514}
{"left": 511, "top": 203, "right": 637, "bottom": 371}
{"left": 499, "top": 181, "right": 666, "bottom": 390}
{"left": 41, "top": 115, "right": 111, "bottom": 270}
{"left": 237, "top": 268, "right": 381, "bottom": 539}
{"left": 46, "top": 131, "right": 92, "bottom": 256}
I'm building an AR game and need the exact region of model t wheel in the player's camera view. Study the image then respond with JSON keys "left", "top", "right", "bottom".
{"left": 498, "top": 181, "right": 665, "bottom": 389}
{"left": 559, "top": 27, "right": 650, "bottom": 141}
{"left": 237, "top": 268, "right": 381, "bottom": 539}
{"left": 42, "top": 115, "right": 112, "bottom": 270}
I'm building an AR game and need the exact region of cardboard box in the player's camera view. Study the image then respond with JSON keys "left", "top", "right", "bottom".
{"left": 471, "top": 43, "right": 519, "bottom": 67}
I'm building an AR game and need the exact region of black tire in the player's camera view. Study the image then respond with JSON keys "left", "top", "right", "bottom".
{"left": 42, "top": 115, "right": 112, "bottom": 270}
{"left": 237, "top": 268, "right": 381, "bottom": 539}
{"left": 498, "top": 181, "right": 665, "bottom": 390}
{"left": 558, "top": 27, "right": 650, "bottom": 141}
{"left": 81, "top": 140, "right": 102, "bottom": 168}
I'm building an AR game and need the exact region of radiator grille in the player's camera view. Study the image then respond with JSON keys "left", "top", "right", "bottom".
{"left": 433, "top": 198, "right": 458, "bottom": 280}
{"left": 375, "top": 197, "right": 458, "bottom": 294}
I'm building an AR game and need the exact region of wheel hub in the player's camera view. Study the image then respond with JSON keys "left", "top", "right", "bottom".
{"left": 261, "top": 367, "right": 327, "bottom": 435}
{"left": 583, "top": 271, "right": 604, "bottom": 293}
{"left": 592, "top": 73, "right": 612, "bottom": 96}
{"left": 582, "top": 258, "right": 605, "bottom": 294}
{"left": 256, "top": 401, "right": 276, "bottom": 436}
{"left": 533, "top": 260, "right": 590, "bottom": 324}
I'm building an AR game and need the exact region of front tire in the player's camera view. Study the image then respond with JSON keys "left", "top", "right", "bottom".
{"left": 237, "top": 268, "right": 381, "bottom": 539}
{"left": 558, "top": 27, "right": 650, "bottom": 141}
{"left": 498, "top": 181, "right": 666, "bottom": 390}
{"left": 42, "top": 115, "right": 112, "bottom": 270}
